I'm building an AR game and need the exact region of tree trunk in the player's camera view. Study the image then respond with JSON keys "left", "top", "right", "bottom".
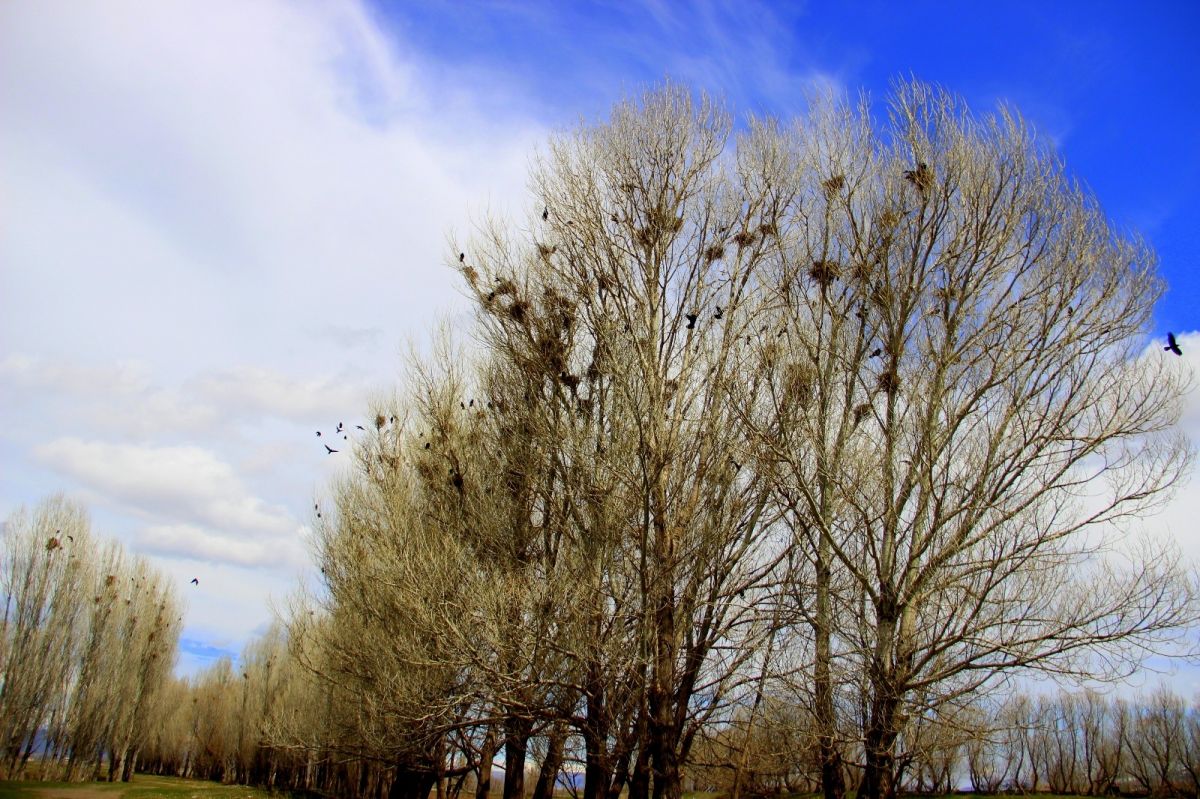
{"left": 503, "top": 717, "right": 532, "bottom": 799}
{"left": 390, "top": 764, "right": 437, "bottom": 799}
{"left": 814, "top": 557, "right": 845, "bottom": 799}
{"left": 476, "top": 727, "right": 497, "bottom": 799}
{"left": 531, "top": 725, "right": 566, "bottom": 799}
{"left": 583, "top": 669, "right": 613, "bottom": 799}
{"left": 859, "top": 692, "right": 901, "bottom": 799}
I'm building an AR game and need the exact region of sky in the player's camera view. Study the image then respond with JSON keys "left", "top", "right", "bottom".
{"left": 1, "top": 1, "right": 1198, "bottom": 680}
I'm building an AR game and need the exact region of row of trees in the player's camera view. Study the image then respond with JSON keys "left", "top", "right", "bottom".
{"left": 6, "top": 79, "right": 1195, "bottom": 799}
{"left": 272, "top": 81, "right": 1195, "bottom": 799}
{"left": 0, "top": 495, "right": 183, "bottom": 781}
{"left": 693, "top": 687, "right": 1200, "bottom": 798}
{"left": 150, "top": 632, "right": 1200, "bottom": 799}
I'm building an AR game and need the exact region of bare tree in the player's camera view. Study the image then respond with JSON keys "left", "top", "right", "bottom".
{"left": 734, "top": 81, "right": 1195, "bottom": 799}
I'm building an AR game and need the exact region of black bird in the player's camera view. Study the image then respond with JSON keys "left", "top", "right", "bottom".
{"left": 424, "top": 442, "right": 431, "bottom": 449}
{"left": 356, "top": 425, "right": 365, "bottom": 431}
{"left": 870, "top": 348, "right": 883, "bottom": 358}
{"left": 316, "top": 431, "right": 321, "bottom": 437}
{"left": 542, "top": 207, "right": 549, "bottom": 221}
{"left": 714, "top": 306, "right": 724, "bottom": 320}
{"left": 190, "top": 578, "right": 199, "bottom": 585}
{"left": 1165, "top": 332, "right": 1183, "bottom": 356}
{"left": 324, "top": 444, "right": 338, "bottom": 454}
{"left": 459, "top": 252, "right": 465, "bottom": 263}
{"left": 685, "top": 312, "right": 698, "bottom": 330}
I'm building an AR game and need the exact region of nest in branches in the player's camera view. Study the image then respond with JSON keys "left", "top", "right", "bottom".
{"left": 704, "top": 243, "right": 726, "bottom": 263}
{"left": 634, "top": 211, "right": 684, "bottom": 250}
{"left": 852, "top": 402, "right": 872, "bottom": 427}
{"left": 903, "top": 162, "right": 933, "bottom": 193}
{"left": 758, "top": 221, "right": 779, "bottom": 238}
{"left": 877, "top": 368, "right": 900, "bottom": 395}
{"left": 822, "top": 174, "right": 845, "bottom": 197}
{"left": 537, "top": 243, "right": 557, "bottom": 258}
{"left": 732, "top": 230, "right": 758, "bottom": 249}
{"left": 782, "top": 362, "right": 814, "bottom": 408}
{"left": 809, "top": 260, "right": 841, "bottom": 287}
{"left": 507, "top": 300, "right": 529, "bottom": 324}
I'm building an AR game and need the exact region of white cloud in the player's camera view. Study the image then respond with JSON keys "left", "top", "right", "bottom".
{"left": 133, "top": 523, "right": 308, "bottom": 570}
{"left": 34, "top": 438, "right": 295, "bottom": 539}
{"left": 190, "top": 366, "right": 369, "bottom": 426}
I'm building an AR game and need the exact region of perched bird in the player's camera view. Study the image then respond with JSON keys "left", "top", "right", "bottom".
{"left": 714, "top": 306, "right": 724, "bottom": 320}
{"left": 685, "top": 312, "right": 698, "bottom": 330}
{"left": 316, "top": 431, "right": 321, "bottom": 437}
{"left": 324, "top": 444, "right": 338, "bottom": 454}
{"left": 1165, "top": 332, "right": 1183, "bottom": 356}
{"left": 459, "top": 252, "right": 466, "bottom": 263}
{"left": 190, "top": 578, "right": 199, "bottom": 585}
{"left": 424, "top": 442, "right": 431, "bottom": 449}
{"left": 542, "top": 207, "right": 549, "bottom": 221}
{"left": 870, "top": 348, "right": 883, "bottom": 358}
{"left": 336, "top": 422, "right": 344, "bottom": 432}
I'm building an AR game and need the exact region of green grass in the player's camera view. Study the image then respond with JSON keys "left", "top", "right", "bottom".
{"left": 0, "top": 775, "right": 290, "bottom": 799}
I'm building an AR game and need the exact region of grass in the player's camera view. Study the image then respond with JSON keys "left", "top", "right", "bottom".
{"left": 0, "top": 775, "right": 290, "bottom": 799}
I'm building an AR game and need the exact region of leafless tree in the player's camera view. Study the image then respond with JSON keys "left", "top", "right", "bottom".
{"left": 734, "top": 81, "right": 1196, "bottom": 799}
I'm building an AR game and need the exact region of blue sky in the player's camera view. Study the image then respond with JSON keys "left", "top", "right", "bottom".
{"left": 371, "top": 0, "right": 1200, "bottom": 331}
{"left": 1, "top": 0, "right": 1198, "bottom": 679}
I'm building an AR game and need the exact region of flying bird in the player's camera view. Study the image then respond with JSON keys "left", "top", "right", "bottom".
{"left": 1165, "top": 332, "right": 1183, "bottom": 356}
{"left": 336, "top": 422, "right": 344, "bottom": 432}
{"left": 685, "top": 312, "right": 698, "bottom": 330}
{"left": 325, "top": 444, "right": 338, "bottom": 454}
{"left": 316, "top": 431, "right": 321, "bottom": 437}
{"left": 190, "top": 578, "right": 199, "bottom": 585}
{"left": 356, "top": 425, "right": 365, "bottom": 431}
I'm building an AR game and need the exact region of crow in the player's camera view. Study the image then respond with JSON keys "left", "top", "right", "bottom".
{"left": 356, "top": 425, "right": 365, "bottom": 431}
{"left": 325, "top": 444, "right": 338, "bottom": 454}
{"left": 870, "top": 348, "right": 883, "bottom": 358}
{"left": 316, "top": 431, "right": 321, "bottom": 437}
{"left": 714, "top": 306, "right": 724, "bottom": 320}
{"left": 542, "top": 207, "right": 549, "bottom": 221}
{"left": 459, "top": 252, "right": 466, "bottom": 263}
{"left": 1165, "top": 332, "right": 1183, "bottom": 356}
{"left": 424, "top": 442, "right": 431, "bottom": 449}
{"left": 190, "top": 578, "right": 199, "bottom": 585}
{"left": 685, "top": 312, "right": 698, "bottom": 330}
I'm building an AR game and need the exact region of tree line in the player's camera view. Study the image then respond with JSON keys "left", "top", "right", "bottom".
{"left": 6, "top": 79, "right": 1196, "bottom": 799}
{"left": 138, "top": 626, "right": 1200, "bottom": 799}
{"left": 279, "top": 81, "right": 1195, "bottom": 799}
{"left": 0, "top": 495, "right": 183, "bottom": 781}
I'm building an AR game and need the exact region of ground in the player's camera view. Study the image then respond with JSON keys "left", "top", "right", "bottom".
{"left": 0, "top": 775, "right": 282, "bottom": 799}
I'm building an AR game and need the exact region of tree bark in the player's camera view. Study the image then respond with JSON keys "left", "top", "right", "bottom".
{"left": 503, "top": 717, "right": 532, "bottom": 799}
